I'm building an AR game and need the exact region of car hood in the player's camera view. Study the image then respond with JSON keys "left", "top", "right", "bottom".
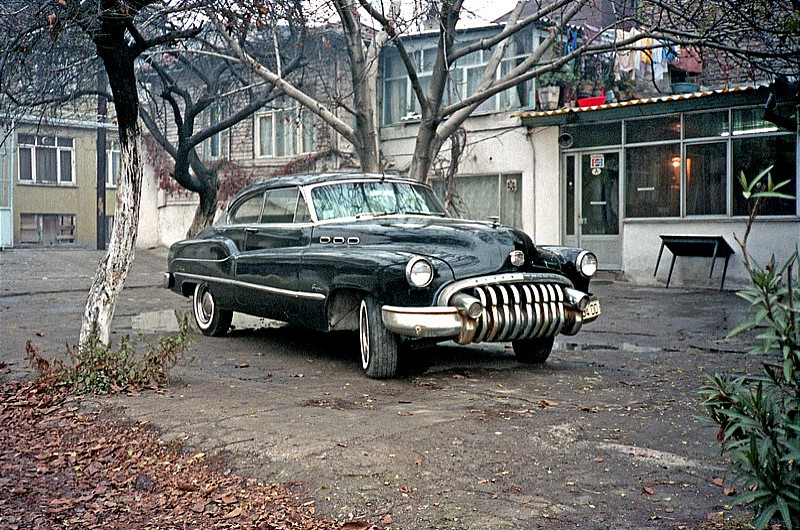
{"left": 314, "top": 216, "right": 545, "bottom": 280}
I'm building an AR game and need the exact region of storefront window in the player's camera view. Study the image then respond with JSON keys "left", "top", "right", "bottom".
{"left": 685, "top": 111, "right": 729, "bottom": 139}
{"left": 685, "top": 142, "right": 727, "bottom": 215}
{"left": 625, "top": 144, "right": 680, "bottom": 218}
{"left": 562, "top": 122, "right": 621, "bottom": 148}
{"left": 625, "top": 115, "right": 680, "bottom": 143}
{"left": 732, "top": 134, "right": 796, "bottom": 216}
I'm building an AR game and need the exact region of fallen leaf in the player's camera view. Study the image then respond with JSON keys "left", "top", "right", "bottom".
{"left": 236, "top": 363, "right": 250, "bottom": 368}
{"left": 642, "top": 486, "right": 654, "bottom": 495}
{"left": 712, "top": 477, "right": 724, "bottom": 487}
{"left": 223, "top": 507, "right": 242, "bottom": 519}
{"left": 340, "top": 522, "right": 371, "bottom": 530}
{"left": 723, "top": 486, "right": 736, "bottom": 496}
{"left": 594, "top": 457, "right": 605, "bottom": 463}
{"left": 381, "top": 514, "right": 393, "bottom": 524}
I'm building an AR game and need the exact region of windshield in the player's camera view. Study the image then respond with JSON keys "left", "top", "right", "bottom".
{"left": 310, "top": 180, "right": 448, "bottom": 221}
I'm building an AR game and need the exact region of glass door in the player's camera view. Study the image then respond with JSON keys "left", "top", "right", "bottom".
{"left": 563, "top": 152, "right": 621, "bottom": 270}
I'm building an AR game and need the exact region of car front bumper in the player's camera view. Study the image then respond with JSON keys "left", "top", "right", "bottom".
{"left": 382, "top": 282, "right": 600, "bottom": 344}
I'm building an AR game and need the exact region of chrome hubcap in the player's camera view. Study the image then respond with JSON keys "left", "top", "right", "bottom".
{"left": 359, "top": 301, "right": 369, "bottom": 369}
{"left": 194, "top": 285, "right": 213, "bottom": 327}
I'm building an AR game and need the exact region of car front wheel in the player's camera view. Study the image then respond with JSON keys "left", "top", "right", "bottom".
{"left": 193, "top": 283, "right": 232, "bottom": 336}
{"left": 512, "top": 336, "right": 555, "bottom": 364}
{"left": 359, "top": 295, "right": 399, "bottom": 379}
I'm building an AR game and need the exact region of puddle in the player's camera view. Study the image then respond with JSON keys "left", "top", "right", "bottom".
{"left": 563, "top": 342, "right": 663, "bottom": 353}
{"left": 621, "top": 342, "right": 662, "bottom": 353}
{"left": 131, "top": 310, "right": 285, "bottom": 332}
{"left": 132, "top": 310, "right": 181, "bottom": 332}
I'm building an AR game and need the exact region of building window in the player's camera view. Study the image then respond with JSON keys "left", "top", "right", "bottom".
{"left": 685, "top": 142, "right": 727, "bottom": 215}
{"left": 381, "top": 27, "right": 539, "bottom": 125}
{"left": 17, "top": 134, "right": 75, "bottom": 185}
{"left": 731, "top": 134, "right": 796, "bottom": 216}
{"left": 625, "top": 144, "right": 681, "bottom": 218}
{"left": 19, "top": 213, "right": 76, "bottom": 245}
{"left": 431, "top": 173, "right": 522, "bottom": 228}
{"left": 618, "top": 106, "right": 796, "bottom": 219}
{"left": 256, "top": 107, "right": 316, "bottom": 158}
{"left": 206, "top": 104, "right": 229, "bottom": 159}
{"left": 107, "top": 140, "right": 120, "bottom": 187}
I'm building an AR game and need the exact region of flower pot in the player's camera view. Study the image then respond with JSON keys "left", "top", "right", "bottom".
{"left": 538, "top": 86, "right": 560, "bottom": 110}
{"left": 671, "top": 82, "right": 699, "bottom": 94}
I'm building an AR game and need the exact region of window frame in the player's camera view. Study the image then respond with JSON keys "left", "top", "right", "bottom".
{"left": 205, "top": 104, "right": 229, "bottom": 160}
{"left": 106, "top": 139, "right": 121, "bottom": 188}
{"left": 254, "top": 107, "right": 316, "bottom": 159}
{"left": 615, "top": 106, "right": 797, "bottom": 220}
{"left": 17, "top": 134, "right": 75, "bottom": 185}
{"left": 380, "top": 27, "right": 540, "bottom": 125}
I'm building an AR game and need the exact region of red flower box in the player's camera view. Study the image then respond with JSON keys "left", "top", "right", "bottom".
{"left": 577, "top": 96, "right": 606, "bottom": 107}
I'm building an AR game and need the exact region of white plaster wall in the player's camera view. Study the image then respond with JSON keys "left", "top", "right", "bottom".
{"left": 136, "top": 162, "right": 160, "bottom": 249}
{"left": 624, "top": 219, "right": 798, "bottom": 290}
{"left": 157, "top": 191, "right": 197, "bottom": 247}
{"left": 526, "top": 126, "right": 561, "bottom": 246}
{"left": 136, "top": 160, "right": 197, "bottom": 249}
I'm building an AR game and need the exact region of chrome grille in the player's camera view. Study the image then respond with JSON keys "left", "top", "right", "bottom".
{"left": 456, "top": 282, "right": 581, "bottom": 344}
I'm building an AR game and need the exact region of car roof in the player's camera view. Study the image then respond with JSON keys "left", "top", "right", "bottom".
{"left": 237, "top": 172, "right": 422, "bottom": 196}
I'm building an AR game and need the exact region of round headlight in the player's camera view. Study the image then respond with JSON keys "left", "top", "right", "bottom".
{"left": 406, "top": 257, "right": 434, "bottom": 288}
{"left": 577, "top": 251, "right": 598, "bottom": 278}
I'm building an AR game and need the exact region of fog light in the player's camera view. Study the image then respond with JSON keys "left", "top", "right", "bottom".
{"left": 509, "top": 250, "right": 525, "bottom": 267}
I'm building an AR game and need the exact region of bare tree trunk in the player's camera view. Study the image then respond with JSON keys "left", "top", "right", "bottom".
{"left": 80, "top": 34, "right": 143, "bottom": 345}
{"left": 408, "top": 117, "right": 439, "bottom": 182}
{"left": 187, "top": 181, "right": 218, "bottom": 237}
{"left": 80, "top": 135, "right": 142, "bottom": 344}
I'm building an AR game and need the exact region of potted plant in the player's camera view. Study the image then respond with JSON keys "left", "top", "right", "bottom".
{"left": 614, "top": 77, "right": 636, "bottom": 101}
{"left": 537, "top": 67, "right": 577, "bottom": 110}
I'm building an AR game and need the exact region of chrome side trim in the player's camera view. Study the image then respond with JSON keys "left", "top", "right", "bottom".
{"left": 174, "top": 272, "right": 326, "bottom": 301}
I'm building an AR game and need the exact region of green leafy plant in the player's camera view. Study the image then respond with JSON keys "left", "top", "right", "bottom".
{"left": 28, "top": 314, "right": 192, "bottom": 395}
{"left": 701, "top": 166, "right": 799, "bottom": 530}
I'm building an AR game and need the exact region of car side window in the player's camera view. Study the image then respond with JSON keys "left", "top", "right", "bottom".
{"left": 229, "top": 193, "right": 264, "bottom": 224}
{"left": 261, "top": 187, "right": 299, "bottom": 224}
{"left": 295, "top": 193, "right": 311, "bottom": 223}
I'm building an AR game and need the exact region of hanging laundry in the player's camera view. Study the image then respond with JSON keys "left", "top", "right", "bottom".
{"left": 613, "top": 28, "right": 641, "bottom": 81}
{"left": 647, "top": 40, "right": 674, "bottom": 81}
{"left": 564, "top": 27, "right": 580, "bottom": 54}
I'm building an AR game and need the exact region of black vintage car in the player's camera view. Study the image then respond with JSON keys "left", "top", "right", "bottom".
{"left": 164, "top": 173, "right": 600, "bottom": 378}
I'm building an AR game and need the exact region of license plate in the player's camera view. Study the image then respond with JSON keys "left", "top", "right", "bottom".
{"left": 583, "top": 299, "right": 601, "bottom": 319}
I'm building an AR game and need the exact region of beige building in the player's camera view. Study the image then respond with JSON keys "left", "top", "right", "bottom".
{"left": 0, "top": 119, "right": 118, "bottom": 248}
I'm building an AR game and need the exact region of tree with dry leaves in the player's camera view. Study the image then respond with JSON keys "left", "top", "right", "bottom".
{"left": 0, "top": 1, "right": 205, "bottom": 345}
{"left": 216, "top": 0, "right": 799, "bottom": 182}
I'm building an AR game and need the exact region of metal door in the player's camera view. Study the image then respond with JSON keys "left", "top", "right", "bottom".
{"left": 563, "top": 151, "right": 621, "bottom": 269}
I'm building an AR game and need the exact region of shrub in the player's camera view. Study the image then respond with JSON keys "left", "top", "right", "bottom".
{"left": 28, "top": 314, "right": 191, "bottom": 394}
{"left": 701, "top": 167, "right": 799, "bottom": 530}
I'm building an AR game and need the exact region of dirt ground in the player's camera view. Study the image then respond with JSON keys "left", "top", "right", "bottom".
{"left": 0, "top": 248, "right": 759, "bottom": 529}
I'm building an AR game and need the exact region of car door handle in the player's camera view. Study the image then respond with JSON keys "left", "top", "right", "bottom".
{"left": 245, "top": 227, "right": 258, "bottom": 233}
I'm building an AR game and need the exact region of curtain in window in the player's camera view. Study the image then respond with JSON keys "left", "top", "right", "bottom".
{"left": 685, "top": 142, "right": 727, "bottom": 215}
{"left": 625, "top": 144, "right": 680, "bottom": 218}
